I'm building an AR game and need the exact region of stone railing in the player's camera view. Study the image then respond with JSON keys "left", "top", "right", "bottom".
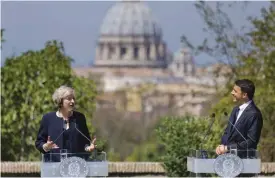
{"left": 1, "top": 162, "right": 275, "bottom": 176}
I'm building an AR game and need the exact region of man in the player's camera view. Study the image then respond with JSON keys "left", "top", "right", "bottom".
{"left": 216, "top": 79, "right": 263, "bottom": 155}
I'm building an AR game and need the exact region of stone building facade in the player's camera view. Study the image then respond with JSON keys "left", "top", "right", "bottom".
{"left": 73, "top": 0, "right": 226, "bottom": 116}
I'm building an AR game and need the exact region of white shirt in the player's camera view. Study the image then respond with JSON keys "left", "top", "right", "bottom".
{"left": 235, "top": 100, "right": 252, "bottom": 124}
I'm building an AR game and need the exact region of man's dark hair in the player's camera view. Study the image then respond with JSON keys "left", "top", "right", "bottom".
{"left": 235, "top": 79, "right": 255, "bottom": 100}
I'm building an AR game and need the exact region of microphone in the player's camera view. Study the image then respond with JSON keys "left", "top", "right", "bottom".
{"left": 63, "top": 120, "right": 68, "bottom": 130}
{"left": 199, "top": 113, "right": 216, "bottom": 158}
{"left": 223, "top": 112, "right": 249, "bottom": 157}
{"left": 73, "top": 122, "right": 92, "bottom": 143}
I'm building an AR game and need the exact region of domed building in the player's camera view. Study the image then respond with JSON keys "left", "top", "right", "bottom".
{"left": 94, "top": 0, "right": 167, "bottom": 68}
{"left": 73, "top": 0, "right": 226, "bottom": 116}
{"left": 74, "top": 0, "right": 207, "bottom": 92}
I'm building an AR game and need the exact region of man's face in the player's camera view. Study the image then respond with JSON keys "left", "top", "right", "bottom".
{"left": 231, "top": 85, "right": 247, "bottom": 103}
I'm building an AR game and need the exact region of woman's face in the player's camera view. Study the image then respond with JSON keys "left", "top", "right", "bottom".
{"left": 61, "top": 92, "right": 75, "bottom": 111}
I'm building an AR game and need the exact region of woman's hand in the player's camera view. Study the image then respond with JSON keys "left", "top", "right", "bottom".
{"left": 43, "top": 136, "right": 59, "bottom": 151}
{"left": 86, "top": 136, "right": 97, "bottom": 152}
{"left": 216, "top": 144, "right": 227, "bottom": 155}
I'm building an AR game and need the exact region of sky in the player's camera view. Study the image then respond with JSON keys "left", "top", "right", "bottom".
{"left": 1, "top": 1, "right": 270, "bottom": 67}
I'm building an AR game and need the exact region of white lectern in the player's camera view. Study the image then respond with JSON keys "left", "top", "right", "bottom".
{"left": 187, "top": 149, "right": 261, "bottom": 177}
{"left": 41, "top": 151, "right": 108, "bottom": 177}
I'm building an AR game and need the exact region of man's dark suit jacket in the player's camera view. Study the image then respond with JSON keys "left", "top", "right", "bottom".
{"left": 35, "top": 111, "right": 91, "bottom": 156}
{"left": 221, "top": 101, "right": 263, "bottom": 152}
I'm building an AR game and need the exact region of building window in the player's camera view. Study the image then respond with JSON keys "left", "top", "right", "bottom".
{"left": 134, "top": 47, "right": 139, "bottom": 59}
{"left": 146, "top": 46, "right": 150, "bottom": 60}
{"left": 108, "top": 45, "right": 114, "bottom": 60}
{"left": 99, "top": 45, "right": 104, "bottom": 60}
{"left": 100, "top": 44, "right": 104, "bottom": 54}
{"left": 120, "top": 47, "right": 127, "bottom": 58}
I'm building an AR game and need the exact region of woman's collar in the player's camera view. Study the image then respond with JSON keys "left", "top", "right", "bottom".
{"left": 56, "top": 110, "right": 73, "bottom": 118}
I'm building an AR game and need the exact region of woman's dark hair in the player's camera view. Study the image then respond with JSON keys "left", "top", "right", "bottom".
{"left": 235, "top": 79, "right": 255, "bottom": 100}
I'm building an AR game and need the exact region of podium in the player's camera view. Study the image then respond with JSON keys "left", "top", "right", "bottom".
{"left": 187, "top": 149, "right": 261, "bottom": 177}
{"left": 41, "top": 151, "right": 108, "bottom": 177}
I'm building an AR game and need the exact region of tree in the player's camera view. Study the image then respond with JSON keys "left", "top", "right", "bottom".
{"left": 182, "top": 1, "right": 252, "bottom": 84}
{"left": 1, "top": 40, "right": 98, "bottom": 161}
{"left": 1, "top": 29, "right": 5, "bottom": 48}
{"left": 92, "top": 83, "right": 175, "bottom": 162}
{"left": 93, "top": 107, "right": 153, "bottom": 161}
{"left": 155, "top": 116, "right": 209, "bottom": 177}
{"left": 182, "top": 1, "right": 275, "bottom": 161}
{"left": 236, "top": 2, "right": 275, "bottom": 161}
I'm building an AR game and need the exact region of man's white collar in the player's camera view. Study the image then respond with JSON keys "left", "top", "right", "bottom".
{"left": 239, "top": 100, "right": 252, "bottom": 111}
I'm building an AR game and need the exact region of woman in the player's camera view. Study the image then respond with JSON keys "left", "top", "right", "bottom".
{"left": 35, "top": 85, "right": 96, "bottom": 159}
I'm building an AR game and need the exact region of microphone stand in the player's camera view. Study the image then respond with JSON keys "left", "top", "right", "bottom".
{"left": 74, "top": 122, "right": 92, "bottom": 142}
{"left": 224, "top": 112, "right": 249, "bottom": 158}
{"left": 49, "top": 115, "right": 98, "bottom": 162}
{"left": 74, "top": 122, "right": 99, "bottom": 160}
{"left": 54, "top": 120, "right": 95, "bottom": 156}
{"left": 53, "top": 120, "right": 69, "bottom": 143}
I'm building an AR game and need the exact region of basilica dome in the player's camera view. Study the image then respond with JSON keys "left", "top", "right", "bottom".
{"left": 94, "top": 0, "right": 167, "bottom": 68}
{"left": 100, "top": 1, "right": 162, "bottom": 38}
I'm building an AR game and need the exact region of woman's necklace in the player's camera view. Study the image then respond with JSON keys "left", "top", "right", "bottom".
{"left": 56, "top": 110, "right": 73, "bottom": 130}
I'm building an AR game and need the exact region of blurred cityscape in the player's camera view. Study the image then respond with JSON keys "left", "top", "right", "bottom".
{"left": 1, "top": 1, "right": 275, "bottom": 176}
{"left": 73, "top": 0, "right": 228, "bottom": 119}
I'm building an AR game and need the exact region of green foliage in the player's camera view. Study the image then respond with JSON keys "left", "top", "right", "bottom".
{"left": 125, "top": 138, "right": 165, "bottom": 162}
{"left": 155, "top": 116, "right": 209, "bottom": 177}
{"left": 1, "top": 40, "right": 98, "bottom": 161}
{"left": 107, "top": 151, "right": 121, "bottom": 161}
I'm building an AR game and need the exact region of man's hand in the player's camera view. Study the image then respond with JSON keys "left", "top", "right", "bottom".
{"left": 216, "top": 145, "right": 228, "bottom": 155}
{"left": 43, "top": 136, "right": 59, "bottom": 152}
{"left": 86, "top": 136, "right": 97, "bottom": 152}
